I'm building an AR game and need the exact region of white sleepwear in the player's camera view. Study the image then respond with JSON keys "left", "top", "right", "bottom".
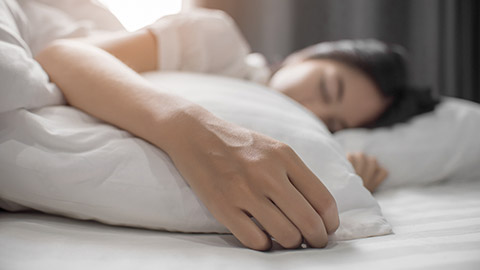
{"left": 147, "top": 8, "right": 271, "bottom": 84}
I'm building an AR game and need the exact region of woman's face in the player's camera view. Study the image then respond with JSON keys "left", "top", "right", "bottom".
{"left": 269, "top": 59, "right": 392, "bottom": 132}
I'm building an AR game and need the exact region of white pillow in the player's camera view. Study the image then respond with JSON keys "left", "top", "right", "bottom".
{"left": 0, "top": 0, "right": 65, "bottom": 114}
{"left": 17, "top": 0, "right": 124, "bottom": 56}
{"left": 19, "top": 0, "right": 124, "bottom": 31}
{"left": 0, "top": 72, "right": 391, "bottom": 240}
{"left": 334, "top": 97, "right": 480, "bottom": 190}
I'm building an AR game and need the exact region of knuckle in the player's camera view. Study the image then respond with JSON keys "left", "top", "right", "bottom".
{"left": 321, "top": 194, "right": 338, "bottom": 215}
{"left": 236, "top": 182, "right": 259, "bottom": 202}
{"left": 262, "top": 177, "right": 285, "bottom": 197}
{"left": 323, "top": 198, "right": 340, "bottom": 234}
{"left": 227, "top": 178, "right": 261, "bottom": 206}
{"left": 316, "top": 237, "right": 329, "bottom": 248}
{"left": 276, "top": 142, "right": 295, "bottom": 156}
{"left": 356, "top": 152, "right": 365, "bottom": 158}
{"left": 247, "top": 235, "right": 272, "bottom": 251}
{"left": 280, "top": 230, "right": 303, "bottom": 249}
{"left": 304, "top": 231, "right": 328, "bottom": 248}
{"left": 302, "top": 218, "right": 323, "bottom": 236}
{"left": 378, "top": 172, "right": 388, "bottom": 182}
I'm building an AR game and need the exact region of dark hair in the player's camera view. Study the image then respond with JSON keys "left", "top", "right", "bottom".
{"left": 281, "top": 39, "right": 441, "bottom": 128}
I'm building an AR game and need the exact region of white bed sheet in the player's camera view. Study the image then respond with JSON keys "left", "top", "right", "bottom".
{"left": 1, "top": 180, "right": 479, "bottom": 270}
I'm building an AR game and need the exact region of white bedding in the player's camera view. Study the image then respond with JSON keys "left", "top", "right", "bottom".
{"left": 2, "top": 0, "right": 391, "bottom": 241}
{"left": 0, "top": 72, "right": 391, "bottom": 241}
{"left": 1, "top": 2, "right": 479, "bottom": 268}
{"left": 1, "top": 179, "right": 479, "bottom": 270}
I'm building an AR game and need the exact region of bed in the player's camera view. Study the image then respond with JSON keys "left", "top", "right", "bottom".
{"left": 1, "top": 179, "right": 479, "bottom": 270}
{"left": 1, "top": 1, "right": 480, "bottom": 269}
{"left": 1, "top": 72, "right": 479, "bottom": 268}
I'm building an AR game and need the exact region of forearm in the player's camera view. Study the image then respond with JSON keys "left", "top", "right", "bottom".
{"left": 69, "top": 29, "right": 158, "bottom": 73}
{"left": 35, "top": 39, "right": 203, "bottom": 154}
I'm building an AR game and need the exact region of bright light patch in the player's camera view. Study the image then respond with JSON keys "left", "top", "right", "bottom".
{"left": 98, "top": 0, "right": 182, "bottom": 32}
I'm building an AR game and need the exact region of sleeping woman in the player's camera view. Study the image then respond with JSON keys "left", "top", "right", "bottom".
{"left": 34, "top": 9, "right": 438, "bottom": 251}
{"left": 268, "top": 39, "right": 440, "bottom": 192}
{"left": 133, "top": 9, "right": 439, "bottom": 193}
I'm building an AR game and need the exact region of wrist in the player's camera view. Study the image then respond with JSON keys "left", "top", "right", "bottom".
{"left": 150, "top": 98, "right": 214, "bottom": 155}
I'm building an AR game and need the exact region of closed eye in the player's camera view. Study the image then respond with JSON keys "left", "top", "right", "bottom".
{"left": 337, "top": 76, "right": 344, "bottom": 102}
{"left": 320, "top": 74, "right": 344, "bottom": 104}
{"left": 319, "top": 73, "right": 331, "bottom": 104}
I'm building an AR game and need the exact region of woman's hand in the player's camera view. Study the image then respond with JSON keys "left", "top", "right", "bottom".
{"left": 164, "top": 107, "right": 339, "bottom": 251}
{"left": 346, "top": 152, "right": 388, "bottom": 193}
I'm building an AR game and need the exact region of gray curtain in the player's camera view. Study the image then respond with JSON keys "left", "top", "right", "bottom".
{"left": 184, "top": 0, "right": 479, "bottom": 102}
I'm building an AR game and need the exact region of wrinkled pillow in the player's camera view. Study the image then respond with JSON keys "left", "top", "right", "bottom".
{"left": 0, "top": 72, "right": 392, "bottom": 240}
{"left": 0, "top": 0, "right": 64, "bottom": 114}
{"left": 334, "top": 97, "right": 480, "bottom": 190}
{"left": 17, "top": 0, "right": 124, "bottom": 56}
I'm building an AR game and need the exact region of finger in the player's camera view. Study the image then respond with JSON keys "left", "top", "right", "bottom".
{"left": 248, "top": 196, "right": 303, "bottom": 249}
{"left": 346, "top": 153, "right": 357, "bottom": 169}
{"left": 363, "top": 168, "right": 379, "bottom": 192}
{"left": 370, "top": 168, "right": 389, "bottom": 192}
{"left": 220, "top": 208, "right": 272, "bottom": 251}
{"left": 351, "top": 153, "right": 367, "bottom": 176}
{"left": 267, "top": 178, "right": 329, "bottom": 248}
{"left": 363, "top": 156, "right": 379, "bottom": 183}
{"left": 283, "top": 151, "right": 339, "bottom": 235}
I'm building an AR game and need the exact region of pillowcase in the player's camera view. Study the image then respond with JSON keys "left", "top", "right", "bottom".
{"left": 0, "top": 72, "right": 391, "bottom": 240}
{"left": 334, "top": 97, "right": 480, "bottom": 190}
{"left": 19, "top": 0, "right": 124, "bottom": 31}
{"left": 1, "top": 0, "right": 123, "bottom": 114}
{"left": 0, "top": 0, "right": 65, "bottom": 114}
{"left": 17, "top": 0, "right": 124, "bottom": 56}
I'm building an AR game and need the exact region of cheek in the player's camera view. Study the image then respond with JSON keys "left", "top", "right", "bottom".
{"left": 342, "top": 89, "right": 387, "bottom": 127}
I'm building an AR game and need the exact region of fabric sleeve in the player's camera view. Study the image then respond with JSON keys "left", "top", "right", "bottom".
{"left": 148, "top": 8, "right": 271, "bottom": 82}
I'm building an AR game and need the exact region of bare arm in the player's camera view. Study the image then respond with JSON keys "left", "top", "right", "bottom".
{"left": 35, "top": 30, "right": 339, "bottom": 251}
{"left": 35, "top": 31, "right": 180, "bottom": 152}
{"left": 68, "top": 29, "right": 159, "bottom": 73}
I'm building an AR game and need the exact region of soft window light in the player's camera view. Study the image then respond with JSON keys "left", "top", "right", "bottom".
{"left": 98, "top": 0, "right": 183, "bottom": 32}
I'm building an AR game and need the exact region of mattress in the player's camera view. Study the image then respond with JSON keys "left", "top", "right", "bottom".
{"left": 1, "top": 179, "right": 479, "bottom": 270}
